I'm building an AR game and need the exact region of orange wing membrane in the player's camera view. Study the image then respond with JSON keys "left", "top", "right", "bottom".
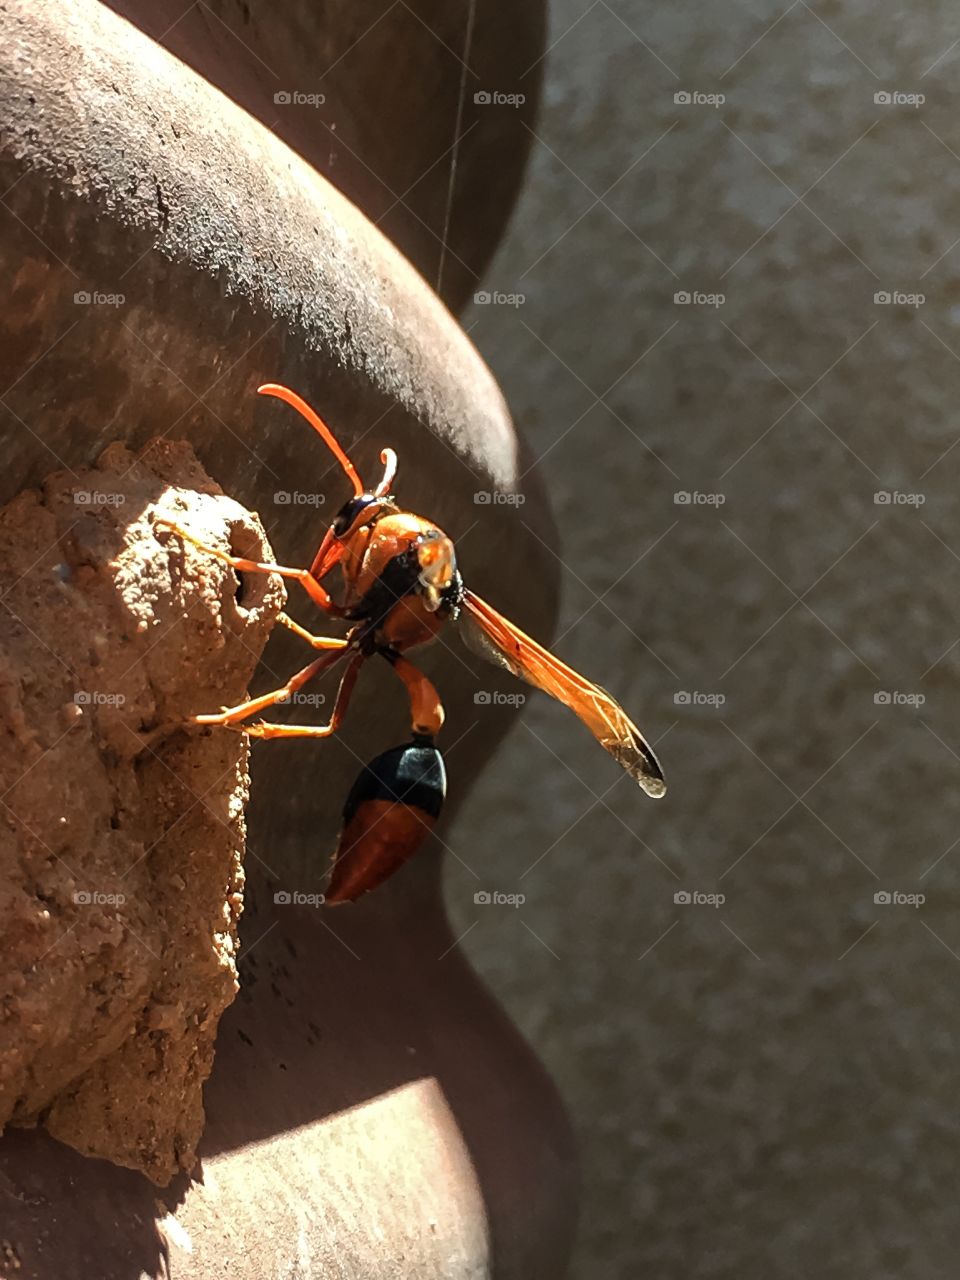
{"left": 460, "top": 590, "right": 666, "bottom": 798}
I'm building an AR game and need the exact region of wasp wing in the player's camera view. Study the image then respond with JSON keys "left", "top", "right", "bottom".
{"left": 460, "top": 590, "right": 666, "bottom": 797}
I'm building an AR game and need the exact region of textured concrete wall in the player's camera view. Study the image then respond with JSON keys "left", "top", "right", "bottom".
{"left": 446, "top": 2, "right": 960, "bottom": 1276}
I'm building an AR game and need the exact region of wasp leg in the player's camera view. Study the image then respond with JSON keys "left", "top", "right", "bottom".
{"left": 276, "top": 611, "right": 351, "bottom": 651}
{"left": 195, "top": 644, "right": 350, "bottom": 727}
{"left": 155, "top": 518, "right": 344, "bottom": 615}
{"left": 382, "top": 652, "right": 445, "bottom": 737}
{"left": 240, "top": 653, "right": 365, "bottom": 740}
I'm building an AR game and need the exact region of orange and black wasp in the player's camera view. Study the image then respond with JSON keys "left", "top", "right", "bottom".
{"left": 159, "top": 384, "right": 665, "bottom": 903}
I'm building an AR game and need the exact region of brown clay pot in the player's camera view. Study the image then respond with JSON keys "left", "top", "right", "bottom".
{"left": 0, "top": 1, "right": 576, "bottom": 1276}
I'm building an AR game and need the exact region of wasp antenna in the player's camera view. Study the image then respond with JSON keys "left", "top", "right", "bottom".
{"left": 258, "top": 383, "right": 364, "bottom": 497}
{"left": 374, "top": 447, "right": 398, "bottom": 497}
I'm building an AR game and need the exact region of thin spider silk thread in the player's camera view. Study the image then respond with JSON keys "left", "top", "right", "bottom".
{"left": 437, "top": 0, "right": 477, "bottom": 298}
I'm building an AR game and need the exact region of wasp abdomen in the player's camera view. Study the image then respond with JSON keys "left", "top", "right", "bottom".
{"left": 326, "top": 738, "right": 446, "bottom": 903}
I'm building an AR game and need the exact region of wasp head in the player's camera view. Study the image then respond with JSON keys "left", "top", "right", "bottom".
{"left": 332, "top": 492, "right": 397, "bottom": 539}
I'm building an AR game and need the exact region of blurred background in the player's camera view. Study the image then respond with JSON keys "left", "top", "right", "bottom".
{"left": 447, "top": 2, "right": 960, "bottom": 1276}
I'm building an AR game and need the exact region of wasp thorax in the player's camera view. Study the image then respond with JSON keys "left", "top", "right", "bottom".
{"left": 416, "top": 533, "right": 456, "bottom": 611}
{"left": 417, "top": 534, "right": 455, "bottom": 585}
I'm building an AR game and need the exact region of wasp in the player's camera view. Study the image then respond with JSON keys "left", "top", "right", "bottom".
{"left": 158, "top": 384, "right": 665, "bottom": 904}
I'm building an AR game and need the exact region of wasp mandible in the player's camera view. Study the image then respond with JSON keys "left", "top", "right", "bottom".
{"left": 158, "top": 384, "right": 665, "bottom": 903}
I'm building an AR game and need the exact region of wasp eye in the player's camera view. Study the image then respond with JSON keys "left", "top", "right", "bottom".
{"left": 332, "top": 494, "right": 382, "bottom": 539}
